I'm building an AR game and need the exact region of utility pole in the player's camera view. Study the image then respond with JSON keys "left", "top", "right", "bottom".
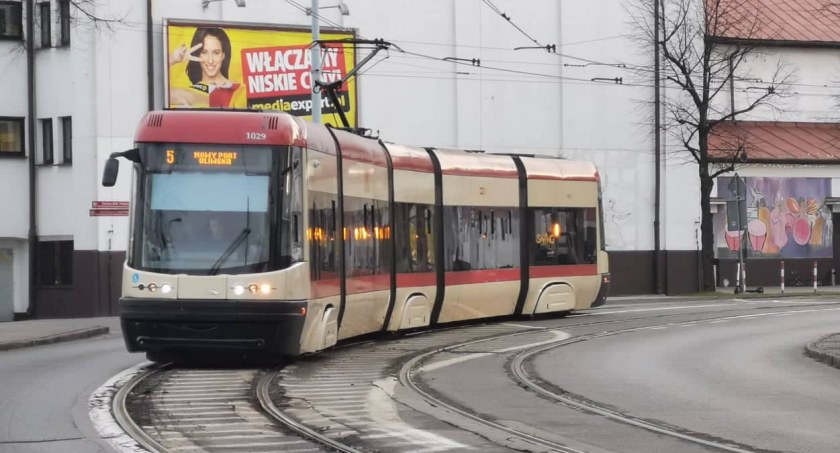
{"left": 735, "top": 173, "right": 746, "bottom": 294}
{"left": 653, "top": 0, "right": 663, "bottom": 294}
{"left": 310, "top": 0, "right": 322, "bottom": 124}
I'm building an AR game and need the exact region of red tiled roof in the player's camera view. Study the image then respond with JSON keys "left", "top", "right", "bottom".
{"left": 709, "top": 0, "right": 840, "bottom": 43}
{"left": 709, "top": 121, "right": 840, "bottom": 162}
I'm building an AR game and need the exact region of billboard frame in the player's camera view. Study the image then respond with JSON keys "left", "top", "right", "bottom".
{"left": 163, "top": 18, "right": 358, "bottom": 126}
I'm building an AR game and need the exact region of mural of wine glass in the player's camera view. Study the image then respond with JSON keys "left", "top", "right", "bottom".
{"left": 725, "top": 230, "right": 743, "bottom": 252}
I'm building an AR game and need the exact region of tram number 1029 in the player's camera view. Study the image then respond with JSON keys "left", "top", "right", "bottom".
{"left": 245, "top": 132, "right": 267, "bottom": 140}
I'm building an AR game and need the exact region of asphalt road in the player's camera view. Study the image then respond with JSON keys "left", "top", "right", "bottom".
{"left": 0, "top": 331, "right": 144, "bottom": 453}
{"left": 535, "top": 302, "right": 840, "bottom": 453}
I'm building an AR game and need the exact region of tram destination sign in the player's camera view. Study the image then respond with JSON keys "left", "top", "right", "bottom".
{"left": 90, "top": 201, "right": 129, "bottom": 217}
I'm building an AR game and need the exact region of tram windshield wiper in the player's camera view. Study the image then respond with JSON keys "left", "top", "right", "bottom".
{"left": 209, "top": 228, "right": 251, "bottom": 275}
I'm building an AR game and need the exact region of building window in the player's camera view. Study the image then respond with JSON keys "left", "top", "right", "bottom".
{"left": 39, "top": 1, "right": 50, "bottom": 48}
{"left": 36, "top": 240, "right": 73, "bottom": 287}
{"left": 0, "top": 2, "right": 23, "bottom": 40}
{"left": 41, "top": 118, "right": 53, "bottom": 164}
{"left": 58, "top": 0, "right": 69, "bottom": 46}
{"left": 60, "top": 116, "right": 71, "bottom": 163}
{"left": 0, "top": 117, "right": 24, "bottom": 157}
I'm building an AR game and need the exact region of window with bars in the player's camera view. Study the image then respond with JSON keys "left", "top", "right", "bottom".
{"left": 0, "top": 2, "right": 23, "bottom": 40}
{"left": 36, "top": 240, "right": 73, "bottom": 287}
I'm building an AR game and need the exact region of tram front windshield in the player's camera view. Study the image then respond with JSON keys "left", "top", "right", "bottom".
{"left": 132, "top": 144, "right": 293, "bottom": 275}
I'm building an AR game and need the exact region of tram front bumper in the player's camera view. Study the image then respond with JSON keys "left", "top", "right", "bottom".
{"left": 119, "top": 298, "right": 307, "bottom": 357}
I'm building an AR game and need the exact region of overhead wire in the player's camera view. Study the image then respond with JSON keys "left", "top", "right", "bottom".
{"left": 71, "top": 1, "right": 840, "bottom": 103}
{"left": 480, "top": 0, "right": 544, "bottom": 47}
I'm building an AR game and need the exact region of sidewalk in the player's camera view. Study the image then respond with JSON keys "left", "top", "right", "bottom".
{"left": 0, "top": 317, "right": 121, "bottom": 352}
{"left": 609, "top": 284, "right": 840, "bottom": 303}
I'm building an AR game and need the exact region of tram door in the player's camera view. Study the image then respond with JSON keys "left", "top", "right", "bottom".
{"left": 0, "top": 249, "right": 12, "bottom": 321}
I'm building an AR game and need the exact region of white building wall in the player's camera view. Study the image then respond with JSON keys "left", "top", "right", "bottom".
{"left": 732, "top": 47, "right": 840, "bottom": 123}
{"left": 4, "top": 0, "right": 839, "bottom": 313}
{"left": 0, "top": 33, "right": 30, "bottom": 240}
{"left": 0, "top": 6, "right": 31, "bottom": 316}
{"left": 561, "top": 0, "right": 658, "bottom": 252}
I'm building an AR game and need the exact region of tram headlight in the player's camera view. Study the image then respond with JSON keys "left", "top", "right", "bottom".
{"left": 260, "top": 283, "right": 272, "bottom": 295}
{"left": 147, "top": 283, "right": 158, "bottom": 292}
{"left": 248, "top": 284, "right": 259, "bottom": 294}
{"left": 161, "top": 283, "right": 172, "bottom": 294}
{"left": 233, "top": 285, "right": 245, "bottom": 296}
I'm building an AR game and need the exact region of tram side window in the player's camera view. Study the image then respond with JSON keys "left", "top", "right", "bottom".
{"left": 443, "top": 206, "right": 520, "bottom": 272}
{"left": 308, "top": 192, "right": 339, "bottom": 281}
{"left": 394, "top": 203, "right": 434, "bottom": 274}
{"left": 530, "top": 207, "right": 597, "bottom": 266}
{"left": 344, "top": 196, "right": 391, "bottom": 278}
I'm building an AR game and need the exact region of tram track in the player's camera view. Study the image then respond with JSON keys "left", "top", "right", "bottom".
{"left": 397, "top": 302, "right": 840, "bottom": 453}
{"left": 113, "top": 364, "right": 169, "bottom": 453}
{"left": 113, "top": 365, "right": 333, "bottom": 453}
{"left": 111, "top": 299, "right": 840, "bottom": 453}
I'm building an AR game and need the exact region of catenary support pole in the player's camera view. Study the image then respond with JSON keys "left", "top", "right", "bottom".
{"left": 26, "top": 0, "right": 37, "bottom": 318}
{"left": 311, "top": 0, "right": 321, "bottom": 124}
{"left": 653, "top": 0, "right": 663, "bottom": 294}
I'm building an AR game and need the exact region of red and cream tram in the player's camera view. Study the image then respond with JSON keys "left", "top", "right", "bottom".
{"left": 102, "top": 110, "right": 609, "bottom": 360}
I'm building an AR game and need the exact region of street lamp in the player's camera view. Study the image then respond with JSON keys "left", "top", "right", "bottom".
{"left": 308, "top": 0, "right": 350, "bottom": 124}
{"left": 306, "top": 1, "right": 350, "bottom": 15}
{"left": 733, "top": 173, "right": 746, "bottom": 294}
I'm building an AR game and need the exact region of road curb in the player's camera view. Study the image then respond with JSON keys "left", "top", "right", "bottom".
{"left": 804, "top": 333, "right": 840, "bottom": 370}
{"left": 0, "top": 326, "right": 110, "bottom": 352}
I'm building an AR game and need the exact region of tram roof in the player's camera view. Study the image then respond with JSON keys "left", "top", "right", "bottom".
{"left": 133, "top": 111, "right": 597, "bottom": 181}
{"left": 381, "top": 143, "right": 435, "bottom": 173}
{"left": 430, "top": 148, "right": 519, "bottom": 179}
{"left": 135, "top": 110, "right": 311, "bottom": 147}
{"left": 518, "top": 156, "right": 599, "bottom": 182}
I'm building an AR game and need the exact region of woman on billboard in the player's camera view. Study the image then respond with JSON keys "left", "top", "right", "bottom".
{"left": 169, "top": 27, "right": 246, "bottom": 108}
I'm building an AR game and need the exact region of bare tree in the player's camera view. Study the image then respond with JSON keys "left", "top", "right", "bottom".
{"left": 67, "top": 0, "right": 129, "bottom": 31}
{"left": 629, "top": 0, "right": 795, "bottom": 292}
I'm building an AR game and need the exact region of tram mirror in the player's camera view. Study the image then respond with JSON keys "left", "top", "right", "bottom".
{"left": 102, "top": 158, "right": 120, "bottom": 187}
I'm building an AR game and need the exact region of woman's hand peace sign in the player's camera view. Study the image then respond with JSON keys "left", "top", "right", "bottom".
{"left": 169, "top": 43, "right": 203, "bottom": 66}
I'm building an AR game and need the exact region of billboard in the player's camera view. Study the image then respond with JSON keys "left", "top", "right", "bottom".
{"left": 715, "top": 177, "right": 833, "bottom": 259}
{"left": 165, "top": 21, "right": 357, "bottom": 127}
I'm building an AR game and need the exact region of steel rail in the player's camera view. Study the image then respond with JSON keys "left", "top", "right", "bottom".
{"left": 398, "top": 305, "right": 840, "bottom": 453}
{"left": 398, "top": 332, "right": 588, "bottom": 453}
{"left": 112, "top": 363, "right": 171, "bottom": 453}
{"left": 505, "top": 309, "right": 840, "bottom": 453}
{"left": 256, "top": 371, "right": 365, "bottom": 453}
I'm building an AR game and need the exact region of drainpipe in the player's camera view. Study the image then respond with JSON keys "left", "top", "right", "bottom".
{"left": 653, "top": 0, "right": 663, "bottom": 294}
{"left": 146, "top": 0, "right": 154, "bottom": 111}
{"left": 26, "top": 0, "right": 37, "bottom": 318}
